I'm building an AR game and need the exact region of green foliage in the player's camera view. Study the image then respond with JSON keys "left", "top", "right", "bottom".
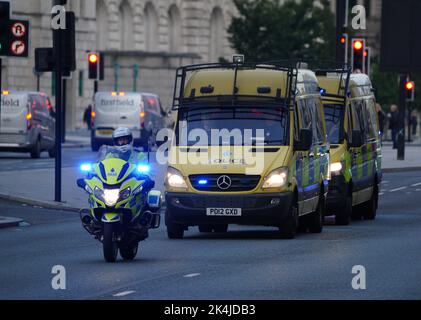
{"left": 228, "top": 0, "right": 335, "bottom": 62}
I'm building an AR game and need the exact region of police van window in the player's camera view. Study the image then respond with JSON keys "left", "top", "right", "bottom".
{"left": 300, "top": 98, "right": 324, "bottom": 144}
{"left": 293, "top": 102, "right": 300, "bottom": 142}
{"left": 324, "top": 103, "right": 344, "bottom": 144}
{"left": 365, "top": 99, "right": 379, "bottom": 139}
{"left": 351, "top": 100, "right": 366, "bottom": 138}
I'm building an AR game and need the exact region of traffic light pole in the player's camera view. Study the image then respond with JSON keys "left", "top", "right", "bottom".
{"left": 53, "top": 24, "right": 62, "bottom": 202}
{"left": 397, "top": 74, "right": 407, "bottom": 160}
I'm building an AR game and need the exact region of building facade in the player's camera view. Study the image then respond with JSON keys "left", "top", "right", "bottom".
{"left": 2, "top": 0, "right": 236, "bottom": 130}
{"left": 1, "top": 0, "right": 383, "bottom": 130}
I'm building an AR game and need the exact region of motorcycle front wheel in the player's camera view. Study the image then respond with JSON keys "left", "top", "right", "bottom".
{"left": 120, "top": 243, "right": 139, "bottom": 261}
{"left": 103, "top": 223, "right": 119, "bottom": 263}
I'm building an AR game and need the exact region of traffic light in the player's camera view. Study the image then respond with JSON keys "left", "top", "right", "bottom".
{"left": 405, "top": 80, "right": 415, "bottom": 101}
{"left": 351, "top": 38, "right": 366, "bottom": 73}
{"left": 88, "top": 52, "right": 99, "bottom": 79}
{"left": 364, "top": 47, "right": 371, "bottom": 76}
{"left": 0, "top": 1, "right": 10, "bottom": 56}
{"left": 338, "top": 33, "right": 348, "bottom": 64}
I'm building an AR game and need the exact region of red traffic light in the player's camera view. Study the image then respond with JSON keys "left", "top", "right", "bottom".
{"left": 353, "top": 40, "right": 363, "bottom": 51}
{"left": 89, "top": 53, "right": 98, "bottom": 64}
{"left": 340, "top": 36, "right": 346, "bottom": 44}
{"left": 405, "top": 81, "right": 414, "bottom": 91}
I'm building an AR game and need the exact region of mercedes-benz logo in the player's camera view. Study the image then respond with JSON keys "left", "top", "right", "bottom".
{"left": 217, "top": 175, "right": 232, "bottom": 190}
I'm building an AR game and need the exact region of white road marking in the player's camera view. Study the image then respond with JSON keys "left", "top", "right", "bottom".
{"left": 381, "top": 180, "right": 390, "bottom": 184}
{"left": 113, "top": 290, "right": 135, "bottom": 297}
{"left": 183, "top": 273, "right": 201, "bottom": 278}
{"left": 379, "top": 192, "right": 384, "bottom": 196}
{"left": 416, "top": 189, "right": 421, "bottom": 192}
{"left": 411, "top": 182, "right": 421, "bottom": 187}
{"left": 390, "top": 186, "right": 407, "bottom": 192}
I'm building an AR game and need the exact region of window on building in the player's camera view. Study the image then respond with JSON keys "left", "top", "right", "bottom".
{"left": 168, "top": 4, "right": 182, "bottom": 53}
{"left": 144, "top": 2, "right": 159, "bottom": 51}
{"left": 96, "top": 0, "right": 108, "bottom": 50}
{"left": 119, "top": 0, "right": 134, "bottom": 50}
{"left": 209, "top": 7, "right": 225, "bottom": 62}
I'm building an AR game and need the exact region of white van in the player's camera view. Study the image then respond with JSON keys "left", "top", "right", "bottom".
{"left": 91, "top": 92, "right": 147, "bottom": 151}
{"left": 0, "top": 91, "right": 56, "bottom": 158}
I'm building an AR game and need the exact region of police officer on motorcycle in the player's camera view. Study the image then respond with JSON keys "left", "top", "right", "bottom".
{"left": 99, "top": 127, "right": 147, "bottom": 163}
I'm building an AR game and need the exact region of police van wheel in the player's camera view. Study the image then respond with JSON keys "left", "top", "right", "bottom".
{"left": 167, "top": 222, "right": 184, "bottom": 239}
{"left": 278, "top": 200, "right": 298, "bottom": 239}
{"left": 30, "top": 138, "right": 41, "bottom": 159}
{"left": 363, "top": 184, "right": 378, "bottom": 220}
{"left": 199, "top": 225, "right": 213, "bottom": 233}
{"left": 308, "top": 194, "right": 324, "bottom": 233}
{"left": 335, "top": 194, "right": 352, "bottom": 226}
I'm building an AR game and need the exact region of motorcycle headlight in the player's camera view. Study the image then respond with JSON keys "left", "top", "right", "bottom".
{"left": 262, "top": 167, "right": 288, "bottom": 189}
{"left": 166, "top": 167, "right": 187, "bottom": 189}
{"left": 103, "top": 189, "right": 120, "bottom": 207}
{"left": 330, "top": 162, "right": 343, "bottom": 174}
{"left": 119, "top": 187, "right": 131, "bottom": 200}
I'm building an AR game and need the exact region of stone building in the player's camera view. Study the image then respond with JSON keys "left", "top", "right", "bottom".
{"left": 1, "top": 0, "right": 383, "bottom": 130}
{"left": 2, "top": 0, "right": 236, "bottom": 130}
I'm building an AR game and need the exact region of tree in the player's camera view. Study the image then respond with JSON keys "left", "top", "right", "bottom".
{"left": 228, "top": 0, "right": 335, "bottom": 62}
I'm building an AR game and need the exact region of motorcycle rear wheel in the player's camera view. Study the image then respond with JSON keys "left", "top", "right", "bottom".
{"left": 103, "top": 223, "right": 119, "bottom": 263}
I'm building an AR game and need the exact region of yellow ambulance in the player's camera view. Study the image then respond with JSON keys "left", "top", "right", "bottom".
{"left": 317, "top": 70, "right": 381, "bottom": 225}
{"left": 164, "top": 60, "right": 330, "bottom": 239}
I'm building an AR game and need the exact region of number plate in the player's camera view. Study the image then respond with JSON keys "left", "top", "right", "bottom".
{"left": 96, "top": 130, "right": 113, "bottom": 136}
{"left": 206, "top": 208, "right": 242, "bottom": 216}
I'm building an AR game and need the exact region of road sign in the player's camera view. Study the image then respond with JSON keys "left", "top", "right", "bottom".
{"left": 10, "top": 40, "right": 25, "bottom": 55}
{"left": 7, "top": 19, "right": 29, "bottom": 58}
{"left": 11, "top": 21, "right": 26, "bottom": 37}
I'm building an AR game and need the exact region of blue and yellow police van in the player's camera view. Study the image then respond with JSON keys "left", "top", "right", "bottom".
{"left": 164, "top": 60, "right": 330, "bottom": 239}
{"left": 317, "top": 69, "right": 382, "bottom": 225}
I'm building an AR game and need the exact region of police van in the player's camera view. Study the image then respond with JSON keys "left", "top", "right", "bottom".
{"left": 91, "top": 92, "right": 148, "bottom": 151}
{"left": 0, "top": 91, "right": 56, "bottom": 158}
{"left": 164, "top": 61, "right": 330, "bottom": 239}
{"left": 317, "top": 70, "right": 381, "bottom": 225}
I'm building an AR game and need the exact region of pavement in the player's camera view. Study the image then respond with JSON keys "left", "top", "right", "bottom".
{"left": 0, "top": 139, "right": 420, "bottom": 221}
{"left": 1, "top": 169, "right": 421, "bottom": 299}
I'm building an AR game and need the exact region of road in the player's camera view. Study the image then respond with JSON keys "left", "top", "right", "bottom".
{"left": 1, "top": 169, "right": 421, "bottom": 300}
{"left": 0, "top": 148, "right": 97, "bottom": 172}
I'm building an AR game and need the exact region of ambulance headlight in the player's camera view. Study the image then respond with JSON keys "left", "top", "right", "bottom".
{"left": 330, "top": 162, "right": 343, "bottom": 174}
{"left": 166, "top": 167, "right": 187, "bottom": 189}
{"left": 262, "top": 167, "right": 288, "bottom": 189}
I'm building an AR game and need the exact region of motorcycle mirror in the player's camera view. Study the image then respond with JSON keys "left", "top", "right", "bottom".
{"left": 77, "top": 179, "right": 86, "bottom": 189}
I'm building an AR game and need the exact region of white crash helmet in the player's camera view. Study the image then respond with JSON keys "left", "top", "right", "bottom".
{"left": 112, "top": 127, "right": 133, "bottom": 153}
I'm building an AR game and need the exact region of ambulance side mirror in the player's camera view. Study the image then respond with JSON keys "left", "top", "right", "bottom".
{"left": 295, "top": 128, "right": 313, "bottom": 151}
{"left": 349, "top": 130, "right": 363, "bottom": 148}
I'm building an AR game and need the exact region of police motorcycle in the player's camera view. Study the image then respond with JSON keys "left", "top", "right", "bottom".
{"left": 77, "top": 144, "right": 161, "bottom": 263}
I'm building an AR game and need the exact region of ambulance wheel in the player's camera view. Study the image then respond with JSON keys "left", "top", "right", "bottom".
{"left": 30, "top": 138, "right": 41, "bottom": 159}
{"left": 213, "top": 224, "right": 228, "bottom": 233}
{"left": 199, "top": 225, "right": 213, "bottom": 233}
{"left": 363, "top": 183, "right": 378, "bottom": 220}
{"left": 308, "top": 193, "right": 324, "bottom": 233}
{"left": 335, "top": 193, "right": 352, "bottom": 225}
{"left": 279, "top": 198, "right": 298, "bottom": 239}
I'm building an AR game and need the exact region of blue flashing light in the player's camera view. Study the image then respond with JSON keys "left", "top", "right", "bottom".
{"left": 198, "top": 179, "right": 208, "bottom": 185}
{"left": 137, "top": 164, "right": 150, "bottom": 174}
{"left": 80, "top": 163, "right": 93, "bottom": 172}
{"left": 319, "top": 88, "right": 326, "bottom": 95}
